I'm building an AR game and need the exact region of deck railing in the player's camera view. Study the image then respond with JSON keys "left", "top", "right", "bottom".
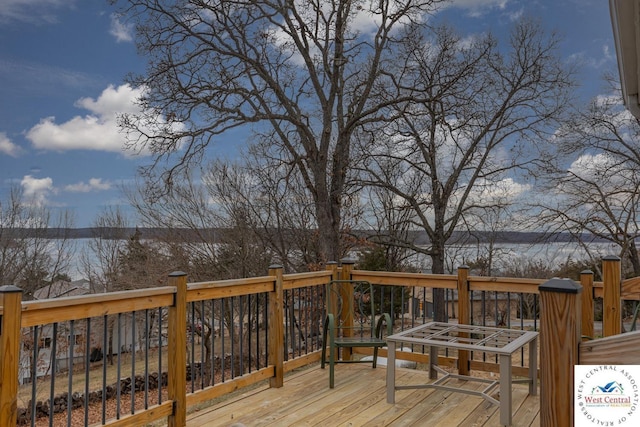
{"left": 1, "top": 257, "right": 637, "bottom": 426}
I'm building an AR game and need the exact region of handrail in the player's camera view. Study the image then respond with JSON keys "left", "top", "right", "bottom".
{"left": 579, "top": 330, "right": 640, "bottom": 365}
{"left": 0, "top": 257, "right": 632, "bottom": 427}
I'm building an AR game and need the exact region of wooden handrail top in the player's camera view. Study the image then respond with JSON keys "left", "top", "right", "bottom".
{"left": 468, "top": 276, "right": 544, "bottom": 294}
{"left": 21, "top": 287, "right": 176, "bottom": 327}
{"left": 283, "top": 271, "right": 333, "bottom": 290}
{"left": 187, "top": 281, "right": 274, "bottom": 302}
{"left": 351, "top": 271, "right": 457, "bottom": 288}
{"left": 579, "top": 330, "right": 640, "bottom": 365}
{"left": 22, "top": 286, "right": 175, "bottom": 311}
{"left": 188, "top": 275, "right": 275, "bottom": 289}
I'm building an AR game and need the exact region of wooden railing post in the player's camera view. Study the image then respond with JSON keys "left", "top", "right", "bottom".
{"left": 539, "top": 278, "right": 582, "bottom": 427}
{"left": 602, "top": 255, "right": 622, "bottom": 337}
{"left": 580, "top": 270, "right": 594, "bottom": 340}
{"left": 457, "top": 266, "right": 470, "bottom": 376}
{"left": 268, "top": 265, "right": 284, "bottom": 388}
{"left": 340, "top": 258, "right": 355, "bottom": 361}
{"left": 167, "top": 272, "right": 187, "bottom": 427}
{"left": 0, "top": 285, "right": 22, "bottom": 427}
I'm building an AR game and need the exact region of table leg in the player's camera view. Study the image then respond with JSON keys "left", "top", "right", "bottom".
{"left": 386, "top": 340, "right": 396, "bottom": 404}
{"left": 499, "top": 354, "right": 512, "bottom": 426}
{"left": 429, "top": 346, "right": 438, "bottom": 380}
{"left": 529, "top": 336, "right": 538, "bottom": 395}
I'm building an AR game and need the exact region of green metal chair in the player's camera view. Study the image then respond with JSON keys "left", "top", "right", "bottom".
{"left": 321, "top": 280, "right": 393, "bottom": 388}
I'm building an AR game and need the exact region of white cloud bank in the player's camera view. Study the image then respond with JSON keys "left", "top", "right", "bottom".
{"left": 25, "top": 84, "right": 146, "bottom": 155}
{"left": 65, "top": 178, "right": 112, "bottom": 193}
{"left": 449, "top": 0, "right": 509, "bottom": 16}
{"left": 21, "top": 175, "right": 55, "bottom": 206}
{"left": 0, "top": 132, "right": 22, "bottom": 157}
{"left": 109, "top": 14, "right": 134, "bottom": 43}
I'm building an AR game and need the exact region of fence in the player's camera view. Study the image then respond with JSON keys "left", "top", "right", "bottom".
{"left": 1, "top": 257, "right": 637, "bottom": 426}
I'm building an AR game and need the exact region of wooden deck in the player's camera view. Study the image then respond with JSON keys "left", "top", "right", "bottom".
{"left": 186, "top": 364, "right": 540, "bottom": 426}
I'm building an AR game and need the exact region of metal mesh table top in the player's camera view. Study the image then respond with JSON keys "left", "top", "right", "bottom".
{"left": 386, "top": 321, "right": 538, "bottom": 355}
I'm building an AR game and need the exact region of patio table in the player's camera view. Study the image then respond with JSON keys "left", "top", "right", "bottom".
{"left": 385, "top": 321, "right": 538, "bottom": 426}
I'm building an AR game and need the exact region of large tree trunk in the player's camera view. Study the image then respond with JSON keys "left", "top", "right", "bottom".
{"left": 628, "top": 240, "right": 640, "bottom": 277}
{"left": 430, "top": 243, "right": 447, "bottom": 322}
{"left": 316, "top": 202, "right": 342, "bottom": 264}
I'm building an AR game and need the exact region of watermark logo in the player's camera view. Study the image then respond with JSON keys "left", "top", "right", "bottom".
{"left": 575, "top": 365, "right": 640, "bottom": 426}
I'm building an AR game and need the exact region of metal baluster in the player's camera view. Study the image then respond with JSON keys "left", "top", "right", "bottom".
{"left": 158, "top": 307, "right": 162, "bottom": 405}
{"left": 264, "top": 297, "right": 269, "bottom": 369}
{"left": 220, "top": 298, "right": 225, "bottom": 382}
{"left": 144, "top": 309, "right": 149, "bottom": 410}
{"left": 211, "top": 299, "right": 216, "bottom": 386}
{"left": 283, "top": 290, "right": 289, "bottom": 361}
{"left": 116, "top": 313, "right": 121, "bottom": 419}
{"left": 200, "top": 300, "right": 205, "bottom": 390}
{"left": 248, "top": 294, "right": 253, "bottom": 371}
{"left": 84, "top": 318, "right": 91, "bottom": 426}
{"left": 254, "top": 294, "right": 260, "bottom": 370}
{"left": 239, "top": 295, "right": 244, "bottom": 375}
{"left": 49, "top": 322, "right": 58, "bottom": 427}
{"left": 481, "top": 292, "right": 486, "bottom": 362}
{"left": 520, "top": 293, "right": 525, "bottom": 365}
{"left": 67, "top": 320, "right": 74, "bottom": 427}
{"left": 131, "top": 311, "right": 136, "bottom": 414}
{"left": 231, "top": 297, "right": 236, "bottom": 378}
{"left": 30, "top": 325, "right": 38, "bottom": 427}
{"left": 102, "top": 315, "right": 107, "bottom": 424}
{"left": 190, "top": 302, "right": 195, "bottom": 392}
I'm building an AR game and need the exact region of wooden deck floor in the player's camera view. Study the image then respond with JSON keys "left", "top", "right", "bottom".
{"left": 186, "top": 364, "right": 540, "bottom": 426}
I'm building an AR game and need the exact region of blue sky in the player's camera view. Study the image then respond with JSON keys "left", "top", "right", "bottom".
{"left": 0, "top": 0, "right": 617, "bottom": 227}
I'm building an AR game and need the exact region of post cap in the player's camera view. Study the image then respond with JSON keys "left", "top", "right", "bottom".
{"left": 539, "top": 278, "right": 582, "bottom": 294}
{"left": 0, "top": 285, "right": 23, "bottom": 293}
{"left": 168, "top": 271, "right": 187, "bottom": 277}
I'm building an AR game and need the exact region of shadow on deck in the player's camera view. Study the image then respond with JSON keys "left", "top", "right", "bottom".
{"left": 186, "top": 364, "right": 540, "bottom": 426}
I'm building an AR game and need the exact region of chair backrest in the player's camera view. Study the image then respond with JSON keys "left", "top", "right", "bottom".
{"left": 326, "top": 280, "right": 378, "bottom": 338}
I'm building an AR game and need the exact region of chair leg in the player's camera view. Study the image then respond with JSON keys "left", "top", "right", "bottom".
{"left": 321, "top": 315, "right": 330, "bottom": 369}
{"left": 329, "top": 348, "right": 335, "bottom": 388}
{"left": 321, "top": 336, "right": 327, "bottom": 369}
{"left": 373, "top": 346, "right": 378, "bottom": 368}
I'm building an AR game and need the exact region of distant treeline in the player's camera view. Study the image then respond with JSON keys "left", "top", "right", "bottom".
{"left": 7, "top": 228, "right": 609, "bottom": 245}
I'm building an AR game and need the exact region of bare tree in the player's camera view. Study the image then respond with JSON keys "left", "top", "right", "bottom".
{"left": 362, "top": 163, "right": 425, "bottom": 272}
{"left": 115, "top": 0, "right": 446, "bottom": 264}
{"left": 537, "top": 73, "right": 640, "bottom": 276}
{"left": 0, "top": 186, "right": 75, "bottom": 299}
{"left": 357, "top": 20, "right": 574, "bottom": 320}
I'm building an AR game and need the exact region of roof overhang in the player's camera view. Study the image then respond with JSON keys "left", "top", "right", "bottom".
{"left": 610, "top": 0, "right": 640, "bottom": 118}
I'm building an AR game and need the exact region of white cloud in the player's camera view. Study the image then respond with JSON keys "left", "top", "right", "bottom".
{"left": 25, "top": 84, "right": 149, "bottom": 155}
{"left": 65, "top": 178, "right": 112, "bottom": 193}
{"left": 0, "top": 0, "right": 74, "bottom": 24}
{"left": 109, "top": 14, "right": 134, "bottom": 43}
{"left": 0, "top": 132, "right": 22, "bottom": 157}
{"left": 21, "top": 175, "right": 55, "bottom": 206}
{"left": 507, "top": 7, "right": 524, "bottom": 21}
{"left": 449, "top": 0, "right": 509, "bottom": 16}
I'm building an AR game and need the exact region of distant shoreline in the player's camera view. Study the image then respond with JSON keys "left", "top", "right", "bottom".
{"left": 8, "top": 228, "right": 611, "bottom": 245}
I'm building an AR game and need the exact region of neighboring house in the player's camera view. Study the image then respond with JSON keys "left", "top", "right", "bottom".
{"left": 19, "top": 280, "right": 147, "bottom": 385}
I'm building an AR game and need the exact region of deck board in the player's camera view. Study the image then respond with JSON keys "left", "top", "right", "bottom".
{"left": 186, "top": 364, "right": 539, "bottom": 426}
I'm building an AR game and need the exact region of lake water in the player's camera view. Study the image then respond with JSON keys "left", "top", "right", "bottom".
{"left": 64, "top": 238, "right": 620, "bottom": 280}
